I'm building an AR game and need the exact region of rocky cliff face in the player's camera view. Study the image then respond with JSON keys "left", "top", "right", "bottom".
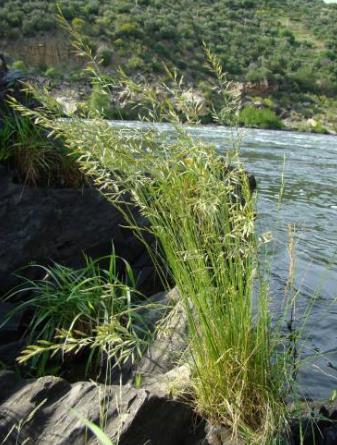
{"left": 1, "top": 34, "right": 77, "bottom": 67}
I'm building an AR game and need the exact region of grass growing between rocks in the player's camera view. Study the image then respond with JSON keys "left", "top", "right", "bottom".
{"left": 11, "top": 51, "right": 296, "bottom": 444}
{"left": 2, "top": 253, "right": 153, "bottom": 378}
{"left": 0, "top": 112, "right": 83, "bottom": 186}
{"left": 21, "top": 124, "right": 290, "bottom": 443}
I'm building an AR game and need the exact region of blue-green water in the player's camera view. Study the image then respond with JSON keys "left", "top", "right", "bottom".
{"left": 110, "top": 121, "right": 337, "bottom": 399}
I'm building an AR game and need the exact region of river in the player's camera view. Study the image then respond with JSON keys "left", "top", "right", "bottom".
{"left": 109, "top": 121, "right": 337, "bottom": 400}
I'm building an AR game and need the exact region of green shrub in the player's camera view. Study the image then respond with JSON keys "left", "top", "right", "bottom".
{"left": 97, "top": 47, "right": 113, "bottom": 67}
{"left": 45, "top": 66, "right": 61, "bottom": 79}
{"left": 239, "top": 106, "right": 283, "bottom": 129}
{"left": 116, "top": 22, "right": 141, "bottom": 37}
{"left": 246, "top": 66, "right": 272, "bottom": 82}
{"left": 71, "top": 17, "right": 85, "bottom": 31}
{"left": 154, "top": 42, "right": 170, "bottom": 57}
{"left": 11, "top": 59, "right": 26, "bottom": 72}
{"left": 126, "top": 55, "right": 144, "bottom": 71}
{"left": 88, "top": 84, "right": 111, "bottom": 117}
{"left": 84, "top": 0, "right": 99, "bottom": 15}
{"left": 114, "top": 38, "right": 125, "bottom": 47}
{"left": 279, "top": 28, "right": 296, "bottom": 44}
{"left": 22, "top": 16, "right": 39, "bottom": 36}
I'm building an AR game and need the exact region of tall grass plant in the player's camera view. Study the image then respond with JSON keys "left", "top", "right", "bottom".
{"left": 12, "top": 44, "right": 295, "bottom": 443}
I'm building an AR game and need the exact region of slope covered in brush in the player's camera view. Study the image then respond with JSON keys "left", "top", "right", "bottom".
{"left": 1, "top": 0, "right": 337, "bottom": 93}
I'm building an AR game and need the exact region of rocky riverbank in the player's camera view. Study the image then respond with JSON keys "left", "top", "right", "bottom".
{"left": 2, "top": 47, "right": 337, "bottom": 135}
{"left": 40, "top": 78, "right": 337, "bottom": 135}
{"left": 2, "top": 56, "right": 337, "bottom": 445}
{"left": 1, "top": 171, "right": 337, "bottom": 444}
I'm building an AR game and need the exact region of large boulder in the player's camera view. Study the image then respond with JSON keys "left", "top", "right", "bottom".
{"left": 0, "top": 54, "right": 32, "bottom": 117}
{"left": 0, "top": 287, "right": 204, "bottom": 445}
{"left": 0, "top": 166, "right": 157, "bottom": 295}
{"left": 135, "top": 288, "right": 188, "bottom": 384}
{"left": 0, "top": 368, "right": 205, "bottom": 445}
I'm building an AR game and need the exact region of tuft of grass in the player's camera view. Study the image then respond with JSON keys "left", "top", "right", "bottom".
{"left": 2, "top": 253, "right": 152, "bottom": 377}
{"left": 0, "top": 104, "right": 83, "bottom": 187}
{"left": 13, "top": 47, "right": 294, "bottom": 443}
{"left": 0, "top": 113, "right": 61, "bottom": 185}
{"left": 44, "top": 116, "right": 290, "bottom": 443}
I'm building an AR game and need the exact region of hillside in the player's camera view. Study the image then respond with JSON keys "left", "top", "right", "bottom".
{"left": 1, "top": 0, "right": 337, "bottom": 132}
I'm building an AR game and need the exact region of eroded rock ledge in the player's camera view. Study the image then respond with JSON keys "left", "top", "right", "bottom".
{"left": 0, "top": 370, "right": 206, "bottom": 445}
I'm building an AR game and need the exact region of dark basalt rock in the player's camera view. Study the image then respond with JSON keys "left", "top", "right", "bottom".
{"left": 290, "top": 403, "right": 337, "bottom": 445}
{"left": 0, "top": 166, "right": 158, "bottom": 296}
{"left": 0, "top": 370, "right": 205, "bottom": 445}
{"left": 0, "top": 54, "right": 28, "bottom": 117}
{"left": 0, "top": 289, "right": 204, "bottom": 444}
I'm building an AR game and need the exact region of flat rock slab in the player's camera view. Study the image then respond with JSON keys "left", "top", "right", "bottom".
{"left": 0, "top": 371, "right": 205, "bottom": 445}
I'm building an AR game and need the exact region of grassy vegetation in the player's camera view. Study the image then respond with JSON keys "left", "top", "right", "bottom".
{"left": 3, "top": 254, "right": 152, "bottom": 378}
{"left": 1, "top": 0, "right": 337, "bottom": 93}
{"left": 12, "top": 53, "right": 298, "bottom": 441}
{"left": 0, "top": 2, "right": 332, "bottom": 442}
{"left": 1, "top": 0, "right": 337, "bottom": 130}
{"left": 0, "top": 112, "right": 82, "bottom": 186}
{"left": 239, "top": 106, "right": 283, "bottom": 130}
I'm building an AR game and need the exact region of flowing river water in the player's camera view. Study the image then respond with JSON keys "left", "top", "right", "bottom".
{"left": 109, "top": 121, "right": 337, "bottom": 400}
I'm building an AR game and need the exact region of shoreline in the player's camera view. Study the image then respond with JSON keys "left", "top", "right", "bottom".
{"left": 100, "top": 117, "right": 337, "bottom": 138}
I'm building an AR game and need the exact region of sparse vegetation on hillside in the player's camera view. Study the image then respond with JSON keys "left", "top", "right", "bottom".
{"left": 1, "top": 0, "right": 337, "bottom": 91}
{"left": 1, "top": 0, "right": 337, "bottom": 130}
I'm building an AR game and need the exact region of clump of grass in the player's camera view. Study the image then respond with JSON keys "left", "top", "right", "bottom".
{"left": 0, "top": 103, "right": 83, "bottom": 186}
{"left": 34, "top": 113, "right": 290, "bottom": 441}
{"left": 3, "top": 254, "right": 152, "bottom": 377}
{"left": 13, "top": 46, "right": 293, "bottom": 443}
{"left": 0, "top": 113, "right": 59, "bottom": 185}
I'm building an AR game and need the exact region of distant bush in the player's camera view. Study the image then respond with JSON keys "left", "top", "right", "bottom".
{"left": 71, "top": 17, "right": 85, "bottom": 31}
{"left": 45, "top": 66, "right": 61, "bottom": 79}
{"left": 22, "top": 16, "right": 40, "bottom": 36}
{"left": 126, "top": 55, "right": 145, "bottom": 71}
{"left": 246, "top": 66, "right": 272, "bottom": 83}
{"left": 239, "top": 106, "right": 283, "bottom": 129}
{"left": 116, "top": 22, "right": 141, "bottom": 37}
{"left": 114, "top": 38, "right": 125, "bottom": 47}
{"left": 97, "top": 47, "right": 113, "bottom": 67}
{"left": 84, "top": 0, "right": 99, "bottom": 15}
{"left": 88, "top": 84, "right": 111, "bottom": 117}
{"left": 279, "top": 28, "right": 296, "bottom": 44}
{"left": 291, "top": 66, "right": 318, "bottom": 93}
{"left": 11, "top": 60, "right": 27, "bottom": 72}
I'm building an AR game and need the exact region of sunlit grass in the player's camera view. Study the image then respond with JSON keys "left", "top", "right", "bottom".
{"left": 2, "top": 253, "right": 152, "bottom": 377}
{"left": 10, "top": 46, "right": 295, "bottom": 443}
